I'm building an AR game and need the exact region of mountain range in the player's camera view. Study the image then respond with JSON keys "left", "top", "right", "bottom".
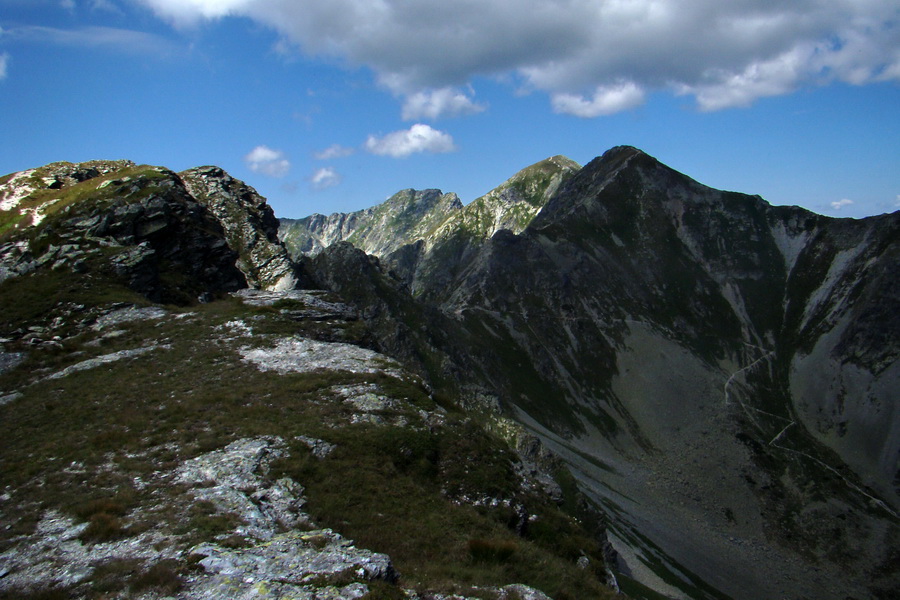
{"left": 1, "top": 147, "right": 897, "bottom": 600}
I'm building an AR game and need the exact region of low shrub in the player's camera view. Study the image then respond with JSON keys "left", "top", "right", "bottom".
{"left": 130, "top": 560, "right": 183, "bottom": 594}
{"left": 467, "top": 538, "right": 518, "bottom": 564}
{"left": 79, "top": 512, "right": 127, "bottom": 543}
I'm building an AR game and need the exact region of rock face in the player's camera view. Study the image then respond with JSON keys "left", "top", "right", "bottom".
{"left": 279, "top": 156, "right": 581, "bottom": 295}
{"left": 279, "top": 188, "right": 463, "bottom": 258}
{"left": 0, "top": 160, "right": 300, "bottom": 300}
{"left": 180, "top": 166, "right": 299, "bottom": 291}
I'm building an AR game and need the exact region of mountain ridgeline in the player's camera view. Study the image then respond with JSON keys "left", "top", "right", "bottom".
{"left": 280, "top": 146, "right": 899, "bottom": 600}
{"left": 0, "top": 147, "right": 896, "bottom": 600}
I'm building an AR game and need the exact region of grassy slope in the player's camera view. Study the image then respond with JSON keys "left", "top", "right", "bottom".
{"left": 0, "top": 281, "right": 616, "bottom": 599}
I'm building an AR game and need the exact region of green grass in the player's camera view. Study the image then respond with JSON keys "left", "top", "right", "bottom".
{"left": 0, "top": 293, "right": 617, "bottom": 600}
{"left": 272, "top": 416, "right": 615, "bottom": 598}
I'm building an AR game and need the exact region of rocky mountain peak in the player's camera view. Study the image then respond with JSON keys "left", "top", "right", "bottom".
{"left": 278, "top": 188, "right": 464, "bottom": 259}
{"left": 0, "top": 159, "right": 301, "bottom": 301}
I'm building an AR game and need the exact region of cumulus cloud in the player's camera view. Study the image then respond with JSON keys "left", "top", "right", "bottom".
{"left": 0, "top": 53, "right": 8, "bottom": 81}
{"left": 364, "top": 124, "right": 457, "bottom": 158}
{"left": 551, "top": 81, "right": 645, "bottom": 117}
{"left": 139, "top": 0, "right": 900, "bottom": 114}
{"left": 401, "top": 87, "right": 486, "bottom": 120}
{"left": 310, "top": 167, "right": 341, "bottom": 190}
{"left": 244, "top": 145, "right": 291, "bottom": 177}
{"left": 830, "top": 198, "right": 854, "bottom": 210}
{"left": 314, "top": 144, "right": 355, "bottom": 160}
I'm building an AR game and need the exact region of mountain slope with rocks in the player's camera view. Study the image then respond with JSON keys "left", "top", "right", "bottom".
{"left": 284, "top": 146, "right": 899, "bottom": 600}
{"left": 3, "top": 148, "right": 898, "bottom": 600}
{"left": 279, "top": 188, "right": 464, "bottom": 258}
{"left": 0, "top": 160, "right": 617, "bottom": 600}
{"left": 418, "top": 147, "right": 899, "bottom": 600}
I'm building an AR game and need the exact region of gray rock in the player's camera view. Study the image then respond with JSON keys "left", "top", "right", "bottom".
{"left": 91, "top": 305, "right": 168, "bottom": 330}
{"left": 0, "top": 352, "right": 26, "bottom": 375}
{"left": 192, "top": 528, "right": 396, "bottom": 584}
{"left": 498, "top": 584, "right": 553, "bottom": 600}
{"left": 176, "top": 437, "right": 309, "bottom": 540}
{"left": 180, "top": 166, "right": 299, "bottom": 291}
{"left": 240, "top": 337, "right": 404, "bottom": 378}
{"left": 0, "top": 392, "right": 23, "bottom": 406}
{"left": 0, "top": 510, "right": 174, "bottom": 592}
{"left": 295, "top": 435, "right": 337, "bottom": 459}
{"left": 45, "top": 345, "right": 167, "bottom": 381}
{"left": 234, "top": 289, "right": 356, "bottom": 320}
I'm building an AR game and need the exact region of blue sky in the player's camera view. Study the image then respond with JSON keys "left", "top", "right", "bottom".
{"left": 1, "top": 0, "right": 898, "bottom": 219}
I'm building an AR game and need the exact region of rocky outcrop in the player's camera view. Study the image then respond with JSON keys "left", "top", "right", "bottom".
{"left": 0, "top": 160, "right": 303, "bottom": 303}
{"left": 176, "top": 436, "right": 398, "bottom": 599}
{"left": 181, "top": 166, "right": 300, "bottom": 291}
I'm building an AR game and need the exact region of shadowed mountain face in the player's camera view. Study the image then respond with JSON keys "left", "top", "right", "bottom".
{"left": 291, "top": 147, "right": 900, "bottom": 600}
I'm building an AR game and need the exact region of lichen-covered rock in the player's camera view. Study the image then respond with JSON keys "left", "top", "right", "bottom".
{"left": 234, "top": 288, "right": 357, "bottom": 320}
{"left": 176, "top": 437, "right": 309, "bottom": 539}
{"left": 181, "top": 166, "right": 299, "bottom": 291}
{"left": 240, "top": 337, "right": 404, "bottom": 378}
{"left": 177, "top": 438, "right": 398, "bottom": 600}
{"left": 0, "top": 510, "right": 176, "bottom": 593}
{"left": 190, "top": 529, "right": 397, "bottom": 598}
{"left": 45, "top": 345, "right": 168, "bottom": 381}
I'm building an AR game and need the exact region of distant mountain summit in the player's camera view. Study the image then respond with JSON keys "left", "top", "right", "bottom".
{"left": 279, "top": 154, "right": 581, "bottom": 295}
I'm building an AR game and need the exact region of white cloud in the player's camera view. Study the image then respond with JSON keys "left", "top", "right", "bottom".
{"left": 244, "top": 145, "right": 291, "bottom": 177}
{"left": 364, "top": 124, "right": 457, "bottom": 158}
{"left": 314, "top": 144, "right": 355, "bottom": 160}
{"left": 310, "top": 167, "right": 341, "bottom": 190}
{"left": 135, "top": 0, "right": 252, "bottom": 26}
{"left": 6, "top": 25, "right": 178, "bottom": 56}
{"left": 139, "top": 0, "right": 900, "bottom": 115}
{"left": 551, "top": 81, "right": 645, "bottom": 117}
{"left": 401, "top": 87, "right": 486, "bottom": 120}
{"left": 0, "top": 53, "right": 8, "bottom": 81}
{"left": 895, "top": 194, "right": 900, "bottom": 207}
{"left": 60, "top": 0, "right": 76, "bottom": 10}
{"left": 830, "top": 198, "right": 854, "bottom": 210}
